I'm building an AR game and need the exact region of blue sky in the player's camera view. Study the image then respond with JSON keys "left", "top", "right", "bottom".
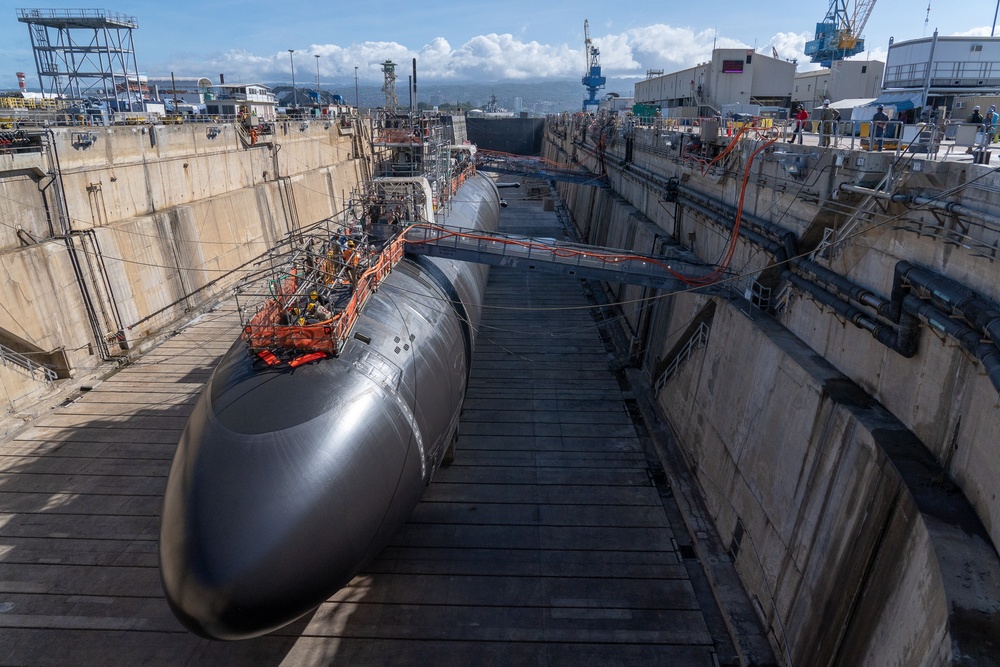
{"left": 0, "top": 1, "right": 990, "bottom": 89}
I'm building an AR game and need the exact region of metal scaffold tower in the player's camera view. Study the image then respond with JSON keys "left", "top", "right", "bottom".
{"left": 16, "top": 8, "right": 143, "bottom": 109}
{"left": 381, "top": 60, "right": 398, "bottom": 113}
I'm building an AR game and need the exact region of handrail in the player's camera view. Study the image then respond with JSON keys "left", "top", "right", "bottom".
{"left": 0, "top": 343, "right": 58, "bottom": 383}
{"left": 653, "top": 321, "right": 710, "bottom": 394}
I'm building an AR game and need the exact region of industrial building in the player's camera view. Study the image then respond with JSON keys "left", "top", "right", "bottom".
{"left": 146, "top": 77, "right": 214, "bottom": 106}
{"left": 634, "top": 48, "right": 794, "bottom": 118}
{"left": 792, "top": 59, "right": 884, "bottom": 112}
{"left": 203, "top": 83, "right": 278, "bottom": 120}
{"left": 878, "top": 32, "right": 1000, "bottom": 117}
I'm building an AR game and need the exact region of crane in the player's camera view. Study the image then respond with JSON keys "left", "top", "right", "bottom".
{"left": 804, "top": 0, "right": 878, "bottom": 67}
{"left": 581, "top": 19, "right": 606, "bottom": 111}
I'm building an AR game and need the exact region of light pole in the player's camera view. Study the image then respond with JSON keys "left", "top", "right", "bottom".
{"left": 288, "top": 49, "right": 297, "bottom": 108}
{"left": 314, "top": 54, "right": 321, "bottom": 97}
{"left": 354, "top": 66, "right": 359, "bottom": 110}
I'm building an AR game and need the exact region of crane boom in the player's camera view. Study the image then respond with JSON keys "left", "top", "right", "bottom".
{"left": 581, "top": 19, "right": 606, "bottom": 111}
{"left": 804, "top": 0, "right": 879, "bottom": 67}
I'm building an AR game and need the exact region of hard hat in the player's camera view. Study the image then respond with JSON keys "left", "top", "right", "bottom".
{"left": 877, "top": 104, "right": 884, "bottom": 109}
{"left": 823, "top": 99, "right": 831, "bottom": 105}
{"left": 348, "top": 240, "right": 355, "bottom": 247}
{"left": 291, "top": 307, "right": 300, "bottom": 315}
{"left": 297, "top": 317, "right": 306, "bottom": 326}
{"left": 307, "top": 302, "right": 317, "bottom": 311}
{"left": 309, "top": 291, "right": 319, "bottom": 300}
{"left": 974, "top": 106, "right": 981, "bottom": 111}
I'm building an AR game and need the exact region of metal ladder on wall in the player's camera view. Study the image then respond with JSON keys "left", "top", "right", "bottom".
{"left": 811, "top": 167, "right": 899, "bottom": 261}
{"left": 653, "top": 321, "right": 710, "bottom": 394}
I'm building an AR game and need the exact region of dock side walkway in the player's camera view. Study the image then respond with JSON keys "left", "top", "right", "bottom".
{"left": 0, "top": 182, "right": 758, "bottom": 665}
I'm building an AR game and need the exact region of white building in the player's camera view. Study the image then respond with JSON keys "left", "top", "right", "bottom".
{"left": 204, "top": 83, "right": 278, "bottom": 121}
{"left": 598, "top": 95, "right": 635, "bottom": 114}
{"left": 635, "top": 48, "right": 794, "bottom": 118}
{"left": 878, "top": 32, "right": 1000, "bottom": 117}
{"left": 792, "top": 60, "right": 884, "bottom": 111}
{"left": 147, "top": 77, "right": 213, "bottom": 105}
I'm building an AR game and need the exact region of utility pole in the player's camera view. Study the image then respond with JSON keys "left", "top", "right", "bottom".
{"left": 288, "top": 49, "right": 297, "bottom": 108}
{"left": 354, "top": 66, "right": 359, "bottom": 110}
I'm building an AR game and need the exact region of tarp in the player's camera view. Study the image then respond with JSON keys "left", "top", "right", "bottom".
{"left": 828, "top": 98, "right": 875, "bottom": 111}
{"left": 870, "top": 92, "right": 924, "bottom": 112}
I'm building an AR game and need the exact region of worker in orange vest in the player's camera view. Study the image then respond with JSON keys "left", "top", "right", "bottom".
{"left": 343, "top": 240, "right": 360, "bottom": 286}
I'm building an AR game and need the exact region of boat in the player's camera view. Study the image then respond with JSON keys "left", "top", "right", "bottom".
{"left": 158, "top": 113, "right": 501, "bottom": 640}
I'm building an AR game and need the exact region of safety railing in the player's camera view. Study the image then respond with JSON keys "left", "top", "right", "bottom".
{"left": 0, "top": 343, "right": 58, "bottom": 383}
{"left": 653, "top": 321, "right": 710, "bottom": 394}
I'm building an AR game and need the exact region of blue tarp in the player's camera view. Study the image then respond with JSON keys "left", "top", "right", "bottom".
{"left": 870, "top": 92, "right": 924, "bottom": 111}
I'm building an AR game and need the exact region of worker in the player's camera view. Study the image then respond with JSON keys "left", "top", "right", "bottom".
{"left": 304, "top": 301, "right": 333, "bottom": 323}
{"left": 872, "top": 104, "right": 889, "bottom": 151}
{"left": 309, "top": 290, "right": 328, "bottom": 307}
{"left": 820, "top": 100, "right": 839, "bottom": 148}
{"left": 969, "top": 106, "right": 984, "bottom": 124}
{"left": 343, "top": 240, "right": 360, "bottom": 286}
{"left": 788, "top": 104, "right": 809, "bottom": 144}
{"left": 987, "top": 105, "right": 999, "bottom": 144}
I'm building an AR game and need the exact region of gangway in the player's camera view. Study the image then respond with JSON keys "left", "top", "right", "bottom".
{"left": 402, "top": 223, "right": 724, "bottom": 292}
{"left": 476, "top": 150, "right": 609, "bottom": 188}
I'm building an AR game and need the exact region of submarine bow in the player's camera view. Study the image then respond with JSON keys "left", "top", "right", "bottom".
{"left": 159, "top": 174, "right": 501, "bottom": 640}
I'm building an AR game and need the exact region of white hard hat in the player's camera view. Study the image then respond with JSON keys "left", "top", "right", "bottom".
{"left": 823, "top": 99, "right": 831, "bottom": 105}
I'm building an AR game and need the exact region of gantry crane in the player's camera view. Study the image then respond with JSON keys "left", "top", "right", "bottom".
{"left": 581, "top": 19, "right": 606, "bottom": 111}
{"left": 804, "top": 0, "right": 878, "bottom": 67}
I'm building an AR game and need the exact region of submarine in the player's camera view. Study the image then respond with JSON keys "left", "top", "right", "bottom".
{"left": 159, "top": 130, "right": 501, "bottom": 639}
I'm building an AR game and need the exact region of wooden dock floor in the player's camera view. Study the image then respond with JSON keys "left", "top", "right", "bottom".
{"left": 0, "top": 187, "right": 737, "bottom": 665}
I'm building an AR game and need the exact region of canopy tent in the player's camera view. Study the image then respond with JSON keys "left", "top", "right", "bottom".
{"left": 869, "top": 92, "right": 925, "bottom": 112}
{"left": 824, "top": 98, "right": 876, "bottom": 111}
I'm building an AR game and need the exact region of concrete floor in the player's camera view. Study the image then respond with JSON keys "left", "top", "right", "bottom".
{"left": 0, "top": 185, "right": 751, "bottom": 665}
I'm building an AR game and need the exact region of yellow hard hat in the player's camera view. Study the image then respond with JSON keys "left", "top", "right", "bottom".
{"left": 347, "top": 240, "right": 355, "bottom": 247}
{"left": 307, "top": 302, "right": 317, "bottom": 310}
{"left": 297, "top": 317, "right": 306, "bottom": 325}
{"left": 309, "top": 291, "right": 319, "bottom": 300}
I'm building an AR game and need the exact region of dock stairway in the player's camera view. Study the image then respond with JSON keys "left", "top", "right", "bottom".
{"left": 402, "top": 223, "right": 724, "bottom": 292}
{"left": 0, "top": 342, "right": 58, "bottom": 383}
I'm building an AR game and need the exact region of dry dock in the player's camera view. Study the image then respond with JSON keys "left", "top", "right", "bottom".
{"left": 0, "top": 185, "right": 766, "bottom": 665}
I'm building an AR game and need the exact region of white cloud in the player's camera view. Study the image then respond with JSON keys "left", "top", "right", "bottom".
{"left": 154, "top": 23, "right": 853, "bottom": 83}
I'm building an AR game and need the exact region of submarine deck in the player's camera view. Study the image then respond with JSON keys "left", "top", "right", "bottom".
{"left": 0, "top": 182, "right": 764, "bottom": 665}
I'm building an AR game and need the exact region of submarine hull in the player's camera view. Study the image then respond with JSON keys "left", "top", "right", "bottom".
{"left": 159, "top": 175, "right": 500, "bottom": 640}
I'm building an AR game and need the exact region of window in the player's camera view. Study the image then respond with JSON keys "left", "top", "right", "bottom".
{"left": 972, "top": 44, "right": 983, "bottom": 52}
{"left": 862, "top": 65, "right": 867, "bottom": 74}
{"left": 746, "top": 54, "right": 753, "bottom": 64}
{"left": 722, "top": 60, "right": 744, "bottom": 73}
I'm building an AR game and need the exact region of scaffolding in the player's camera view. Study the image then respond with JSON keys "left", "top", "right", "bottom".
{"left": 381, "top": 60, "right": 398, "bottom": 113}
{"left": 16, "top": 8, "right": 142, "bottom": 109}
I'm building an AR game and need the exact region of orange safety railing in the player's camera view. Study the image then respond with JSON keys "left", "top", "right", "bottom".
{"left": 242, "top": 235, "right": 407, "bottom": 357}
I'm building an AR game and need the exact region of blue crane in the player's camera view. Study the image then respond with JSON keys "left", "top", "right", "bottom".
{"left": 804, "top": 0, "right": 878, "bottom": 67}
{"left": 581, "top": 19, "right": 606, "bottom": 111}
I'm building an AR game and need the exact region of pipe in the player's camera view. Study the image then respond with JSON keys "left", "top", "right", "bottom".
{"left": 617, "top": 148, "right": 1000, "bottom": 386}
{"left": 840, "top": 183, "right": 1000, "bottom": 230}
{"left": 894, "top": 260, "right": 1000, "bottom": 350}
{"left": 904, "top": 293, "right": 1000, "bottom": 392}
{"left": 679, "top": 189, "right": 892, "bottom": 315}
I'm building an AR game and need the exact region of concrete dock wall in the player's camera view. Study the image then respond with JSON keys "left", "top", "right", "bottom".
{"left": 545, "top": 117, "right": 1000, "bottom": 663}
{"left": 0, "top": 120, "right": 367, "bottom": 412}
